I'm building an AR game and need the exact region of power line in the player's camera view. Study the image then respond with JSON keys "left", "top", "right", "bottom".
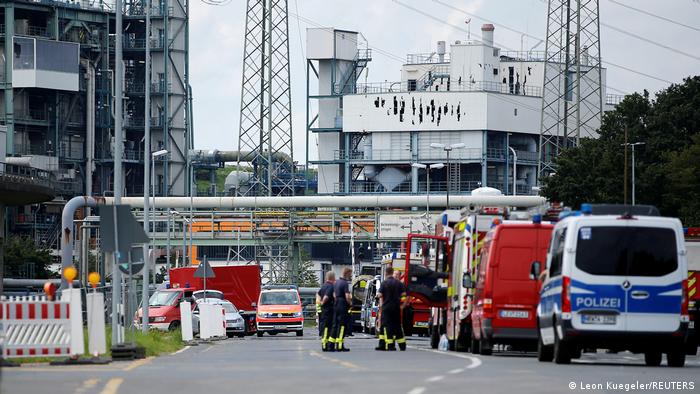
{"left": 430, "top": 0, "right": 676, "bottom": 85}
{"left": 607, "top": 0, "right": 700, "bottom": 33}
{"left": 601, "top": 22, "right": 700, "bottom": 62}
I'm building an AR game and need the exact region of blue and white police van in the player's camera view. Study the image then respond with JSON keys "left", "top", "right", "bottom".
{"left": 536, "top": 205, "right": 690, "bottom": 366}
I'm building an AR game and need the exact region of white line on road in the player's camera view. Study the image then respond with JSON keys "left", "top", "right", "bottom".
{"left": 172, "top": 346, "right": 191, "bottom": 355}
{"left": 408, "top": 346, "right": 483, "bottom": 369}
{"left": 448, "top": 368, "right": 464, "bottom": 374}
{"left": 407, "top": 387, "right": 426, "bottom": 394}
{"left": 99, "top": 378, "right": 123, "bottom": 394}
{"left": 426, "top": 375, "right": 445, "bottom": 382}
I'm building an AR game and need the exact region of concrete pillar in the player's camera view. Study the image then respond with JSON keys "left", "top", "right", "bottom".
{"left": 0, "top": 204, "right": 5, "bottom": 297}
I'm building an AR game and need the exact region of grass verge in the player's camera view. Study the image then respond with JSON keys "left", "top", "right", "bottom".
{"left": 7, "top": 326, "right": 183, "bottom": 364}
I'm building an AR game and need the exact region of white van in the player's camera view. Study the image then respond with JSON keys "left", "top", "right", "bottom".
{"left": 536, "top": 205, "right": 690, "bottom": 367}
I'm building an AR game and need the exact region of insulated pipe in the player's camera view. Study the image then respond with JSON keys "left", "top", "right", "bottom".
{"left": 60, "top": 196, "right": 99, "bottom": 290}
{"left": 102, "top": 195, "right": 546, "bottom": 209}
{"left": 188, "top": 149, "right": 292, "bottom": 164}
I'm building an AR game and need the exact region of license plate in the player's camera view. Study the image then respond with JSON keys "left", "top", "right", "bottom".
{"left": 414, "top": 321, "right": 429, "bottom": 327}
{"left": 499, "top": 310, "right": 529, "bottom": 319}
{"left": 581, "top": 314, "right": 616, "bottom": 325}
{"left": 274, "top": 325, "right": 286, "bottom": 330}
{"left": 690, "top": 321, "right": 695, "bottom": 329}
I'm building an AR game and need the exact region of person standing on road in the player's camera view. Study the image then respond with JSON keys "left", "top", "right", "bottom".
{"left": 318, "top": 271, "right": 336, "bottom": 351}
{"left": 329, "top": 267, "right": 352, "bottom": 352}
{"left": 376, "top": 267, "right": 409, "bottom": 351}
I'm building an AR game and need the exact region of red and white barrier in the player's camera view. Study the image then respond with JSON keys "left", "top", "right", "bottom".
{"left": 0, "top": 296, "right": 72, "bottom": 358}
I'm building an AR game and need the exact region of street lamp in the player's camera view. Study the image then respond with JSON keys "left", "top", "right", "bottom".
{"left": 430, "top": 143, "right": 465, "bottom": 208}
{"left": 507, "top": 146, "right": 517, "bottom": 196}
{"left": 142, "top": 149, "right": 168, "bottom": 332}
{"left": 621, "top": 142, "right": 645, "bottom": 205}
{"left": 412, "top": 162, "right": 445, "bottom": 218}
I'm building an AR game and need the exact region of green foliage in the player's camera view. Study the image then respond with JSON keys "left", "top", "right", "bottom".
{"left": 3, "top": 235, "right": 57, "bottom": 279}
{"left": 542, "top": 76, "right": 700, "bottom": 225}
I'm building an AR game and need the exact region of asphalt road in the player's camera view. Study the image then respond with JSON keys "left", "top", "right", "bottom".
{"left": 2, "top": 329, "right": 699, "bottom": 394}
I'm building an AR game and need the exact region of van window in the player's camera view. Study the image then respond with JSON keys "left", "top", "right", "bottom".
{"left": 549, "top": 228, "right": 566, "bottom": 276}
{"left": 575, "top": 226, "right": 678, "bottom": 277}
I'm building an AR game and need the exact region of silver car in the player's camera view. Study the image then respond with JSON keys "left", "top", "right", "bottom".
{"left": 192, "top": 298, "right": 245, "bottom": 338}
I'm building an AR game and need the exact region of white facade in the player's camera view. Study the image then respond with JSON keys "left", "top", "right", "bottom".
{"left": 309, "top": 24, "right": 616, "bottom": 196}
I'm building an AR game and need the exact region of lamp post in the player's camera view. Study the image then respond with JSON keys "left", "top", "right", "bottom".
{"left": 412, "top": 162, "right": 445, "bottom": 226}
{"left": 430, "top": 143, "right": 465, "bottom": 208}
{"left": 142, "top": 149, "right": 168, "bottom": 332}
{"left": 621, "top": 142, "right": 645, "bottom": 205}
{"left": 507, "top": 146, "right": 517, "bottom": 196}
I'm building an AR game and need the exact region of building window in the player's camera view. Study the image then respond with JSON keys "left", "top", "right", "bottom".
{"left": 408, "top": 79, "right": 417, "bottom": 91}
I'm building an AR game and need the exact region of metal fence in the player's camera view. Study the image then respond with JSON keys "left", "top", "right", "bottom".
{"left": 0, "top": 162, "right": 54, "bottom": 190}
{"left": 349, "top": 80, "right": 542, "bottom": 97}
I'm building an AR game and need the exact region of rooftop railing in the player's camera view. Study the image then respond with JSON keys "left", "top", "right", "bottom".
{"left": 0, "top": 162, "right": 54, "bottom": 190}
{"left": 348, "top": 80, "right": 542, "bottom": 97}
{"left": 406, "top": 52, "right": 450, "bottom": 65}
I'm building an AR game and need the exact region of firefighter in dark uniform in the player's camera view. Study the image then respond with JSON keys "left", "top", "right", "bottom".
{"left": 318, "top": 271, "right": 336, "bottom": 351}
{"left": 376, "top": 266, "right": 409, "bottom": 351}
{"left": 329, "top": 267, "right": 353, "bottom": 352}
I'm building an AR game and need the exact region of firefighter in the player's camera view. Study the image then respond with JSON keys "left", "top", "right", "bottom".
{"left": 376, "top": 266, "right": 409, "bottom": 351}
{"left": 329, "top": 267, "right": 353, "bottom": 352}
{"left": 318, "top": 271, "right": 336, "bottom": 351}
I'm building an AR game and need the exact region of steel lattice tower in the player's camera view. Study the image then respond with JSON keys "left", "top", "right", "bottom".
{"left": 237, "top": 0, "right": 295, "bottom": 283}
{"left": 538, "top": 0, "right": 604, "bottom": 180}
{"left": 238, "top": 0, "right": 295, "bottom": 197}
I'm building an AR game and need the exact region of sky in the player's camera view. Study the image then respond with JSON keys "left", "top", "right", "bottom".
{"left": 188, "top": 0, "right": 700, "bottom": 163}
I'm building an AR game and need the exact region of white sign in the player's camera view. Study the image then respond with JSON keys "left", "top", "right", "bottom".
{"left": 378, "top": 213, "right": 441, "bottom": 239}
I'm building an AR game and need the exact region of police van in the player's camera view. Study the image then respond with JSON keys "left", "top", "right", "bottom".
{"left": 536, "top": 205, "right": 690, "bottom": 367}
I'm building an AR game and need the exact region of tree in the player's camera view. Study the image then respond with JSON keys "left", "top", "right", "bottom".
{"left": 542, "top": 76, "right": 700, "bottom": 225}
{"left": 4, "top": 235, "right": 57, "bottom": 279}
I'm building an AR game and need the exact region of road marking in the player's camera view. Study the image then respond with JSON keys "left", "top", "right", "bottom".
{"left": 99, "top": 378, "right": 123, "bottom": 394}
{"left": 407, "top": 387, "right": 426, "bottom": 394}
{"left": 426, "top": 375, "right": 445, "bottom": 382}
{"left": 122, "top": 357, "right": 153, "bottom": 371}
{"left": 75, "top": 378, "right": 100, "bottom": 394}
{"left": 408, "top": 346, "right": 483, "bottom": 369}
{"left": 448, "top": 368, "right": 464, "bottom": 374}
{"left": 172, "top": 346, "right": 190, "bottom": 355}
{"left": 202, "top": 345, "right": 215, "bottom": 353}
{"left": 309, "top": 351, "right": 366, "bottom": 370}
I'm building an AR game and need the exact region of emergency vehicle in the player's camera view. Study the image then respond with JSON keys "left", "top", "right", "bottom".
{"left": 385, "top": 249, "right": 436, "bottom": 336}
{"left": 470, "top": 217, "right": 553, "bottom": 354}
{"left": 256, "top": 284, "right": 304, "bottom": 337}
{"left": 536, "top": 205, "right": 690, "bottom": 366}
{"left": 685, "top": 227, "right": 700, "bottom": 354}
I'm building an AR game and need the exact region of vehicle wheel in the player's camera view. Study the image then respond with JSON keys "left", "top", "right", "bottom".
{"left": 237, "top": 334, "right": 245, "bottom": 338}
{"left": 269, "top": 332, "right": 277, "bottom": 336}
{"left": 168, "top": 320, "right": 181, "bottom": 331}
{"left": 456, "top": 327, "right": 470, "bottom": 352}
{"left": 667, "top": 348, "right": 686, "bottom": 367}
{"left": 256, "top": 331, "right": 263, "bottom": 337}
{"left": 479, "top": 336, "right": 492, "bottom": 356}
{"left": 430, "top": 325, "right": 440, "bottom": 349}
{"left": 227, "top": 333, "right": 234, "bottom": 338}
{"left": 553, "top": 324, "right": 571, "bottom": 364}
{"left": 644, "top": 351, "right": 662, "bottom": 366}
{"left": 537, "top": 326, "right": 554, "bottom": 362}
{"left": 370, "top": 326, "right": 376, "bottom": 336}
{"left": 296, "top": 330, "right": 304, "bottom": 337}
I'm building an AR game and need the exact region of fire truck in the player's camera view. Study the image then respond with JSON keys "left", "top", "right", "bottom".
{"left": 686, "top": 227, "right": 700, "bottom": 355}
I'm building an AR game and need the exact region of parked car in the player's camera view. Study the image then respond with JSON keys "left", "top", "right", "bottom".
{"left": 193, "top": 298, "right": 245, "bottom": 338}
{"left": 537, "top": 204, "right": 690, "bottom": 367}
{"left": 136, "top": 288, "right": 194, "bottom": 331}
{"left": 361, "top": 276, "right": 381, "bottom": 335}
{"left": 192, "top": 289, "right": 224, "bottom": 301}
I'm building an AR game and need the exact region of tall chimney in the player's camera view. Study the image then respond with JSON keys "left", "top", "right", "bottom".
{"left": 481, "top": 24, "right": 494, "bottom": 47}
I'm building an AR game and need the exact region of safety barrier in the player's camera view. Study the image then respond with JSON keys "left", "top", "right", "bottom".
{"left": 180, "top": 301, "right": 194, "bottom": 342}
{"left": 198, "top": 304, "right": 225, "bottom": 339}
{"left": 0, "top": 296, "right": 72, "bottom": 358}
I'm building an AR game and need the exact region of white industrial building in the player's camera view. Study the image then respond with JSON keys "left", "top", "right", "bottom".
{"left": 306, "top": 24, "right": 619, "bottom": 196}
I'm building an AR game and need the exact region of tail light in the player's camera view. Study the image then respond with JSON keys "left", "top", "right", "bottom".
{"left": 483, "top": 297, "right": 493, "bottom": 318}
{"left": 463, "top": 295, "right": 469, "bottom": 310}
{"left": 371, "top": 310, "right": 376, "bottom": 318}
{"left": 562, "top": 276, "right": 572, "bottom": 314}
{"left": 681, "top": 279, "right": 689, "bottom": 322}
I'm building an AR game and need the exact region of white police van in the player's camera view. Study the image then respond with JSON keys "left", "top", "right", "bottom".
{"left": 536, "top": 205, "right": 690, "bottom": 366}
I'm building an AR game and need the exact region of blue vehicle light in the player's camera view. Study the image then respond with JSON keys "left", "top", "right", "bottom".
{"left": 581, "top": 203, "right": 593, "bottom": 215}
{"left": 442, "top": 214, "right": 448, "bottom": 226}
{"left": 533, "top": 214, "right": 542, "bottom": 224}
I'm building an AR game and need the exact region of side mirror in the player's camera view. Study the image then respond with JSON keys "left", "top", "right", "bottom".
{"left": 251, "top": 302, "right": 257, "bottom": 307}
{"left": 462, "top": 273, "right": 473, "bottom": 289}
{"left": 529, "top": 261, "right": 542, "bottom": 280}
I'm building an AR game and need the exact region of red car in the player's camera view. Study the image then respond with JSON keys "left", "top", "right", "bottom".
{"left": 471, "top": 218, "right": 553, "bottom": 355}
